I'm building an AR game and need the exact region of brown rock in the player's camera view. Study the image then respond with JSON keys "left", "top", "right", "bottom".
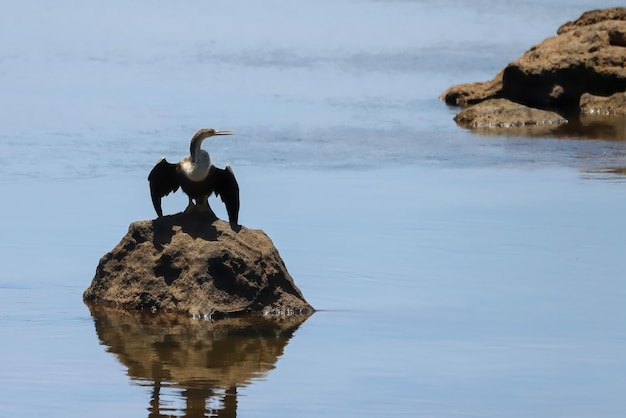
{"left": 580, "top": 91, "right": 626, "bottom": 115}
{"left": 557, "top": 7, "right": 626, "bottom": 34}
{"left": 439, "top": 71, "right": 503, "bottom": 106}
{"left": 454, "top": 98, "right": 567, "bottom": 129}
{"left": 441, "top": 7, "right": 626, "bottom": 122}
{"left": 502, "top": 16, "right": 626, "bottom": 109}
{"left": 83, "top": 212, "right": 314, "bottom": 318}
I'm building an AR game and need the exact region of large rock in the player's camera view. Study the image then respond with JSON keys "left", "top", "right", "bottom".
{"left": 502, "top": 10, "right": 626, "bottom": 109}
{"left": 441, "top": 7, "right": 626, "bottom": 127}
{"left": 83, "top": 212, "right": 314, "bottom": 318}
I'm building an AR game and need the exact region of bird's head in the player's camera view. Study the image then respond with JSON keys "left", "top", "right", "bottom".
{"left": 189, "top": 128, "right": 234, "bottom": 155}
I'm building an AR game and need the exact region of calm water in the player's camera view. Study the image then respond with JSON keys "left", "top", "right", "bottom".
{"left": 1, "top": 1, "right": 626, "bottom": 417}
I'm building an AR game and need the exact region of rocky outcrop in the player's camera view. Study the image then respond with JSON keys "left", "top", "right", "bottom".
{"left": 83, "top": 212, "right": 314, "bottom": 318}
{"left": 441, "top": 7, "right": 626, "bottom": 129}
{"left": 454, "top": 98, "right": 567, "bottom": 128}
{"left": 580, "top": 91, "right": 626, "bottom": 115}
{"left": 440, "top": 73, "right": 504, "bottom": 107}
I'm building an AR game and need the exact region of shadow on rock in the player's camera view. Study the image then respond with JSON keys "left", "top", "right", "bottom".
{"left": 151, "top": 211, "right": 220, "bottom": 248}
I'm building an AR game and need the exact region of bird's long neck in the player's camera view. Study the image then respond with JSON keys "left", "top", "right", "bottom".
{"left": 190, "top": 137, "right": 212, "bottom": 166}
{"left": 190, "top": 137, "right": 204, "bottom": 162}
{"left": 181, "top": 136, "right": 211, "bottom": 181}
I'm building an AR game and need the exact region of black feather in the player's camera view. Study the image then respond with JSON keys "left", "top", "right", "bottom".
{"left": 148, "top": 158, "right": 180, "bottom": 217}
{"left": 209, "top": 165, "right": 240, "bottom": 226}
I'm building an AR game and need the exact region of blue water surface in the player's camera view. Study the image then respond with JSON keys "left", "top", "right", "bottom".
{"left": 1, "top": 1, "right": 625, "bottom": 417}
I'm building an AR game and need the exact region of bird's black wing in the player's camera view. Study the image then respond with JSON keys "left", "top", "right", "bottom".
{"left": 208, "top": 165, "right": 240, "bottom": 226}
{"left": 148, "top": 158, "right": 180, "bottom": 217}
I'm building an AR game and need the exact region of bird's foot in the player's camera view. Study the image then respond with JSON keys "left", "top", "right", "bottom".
{"left": 196, "top": 203, "right": 213, "bottom": 214}
{"left": 193, "top": 202, "right": 218, "bottom": 220}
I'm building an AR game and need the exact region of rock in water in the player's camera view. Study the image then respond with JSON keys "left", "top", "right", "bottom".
{"left": 440, "top": 7, "right": 626, "bottom": 126}
{"left": 454, "top": 98, "right": 568, "bottom": 129}
{"left": 580, "top": 92, "right": 626, "bottom": 115}
{"left": 83, "top": 212, "right": 314, "bottom": 318}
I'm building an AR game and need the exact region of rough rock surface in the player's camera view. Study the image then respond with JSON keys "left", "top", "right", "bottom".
{"left": 502, "top": 12, "right": 626, "bottom": 109}
{"left": 580, "top": 91, "right": 626, "bottom": 115}
{"left": 83, "top": 212, "right": 314, "bottom": 318}
{"left": 454, "top": 98, "right": 568, "bottom": 128}
{"left": 441, "top": 7, "right": 626, "bottom": 127}
{"left": 440, "top": 72, "right": 504, "bottom": 107}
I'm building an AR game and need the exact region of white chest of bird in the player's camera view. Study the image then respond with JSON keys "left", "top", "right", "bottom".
{"left": 180, "top": 151, "right": 211, "bottom": 182}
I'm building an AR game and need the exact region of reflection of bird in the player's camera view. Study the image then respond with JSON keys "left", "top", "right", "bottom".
{"left": 87, "top": 304, "right": 308, "bottom": 418}
{"left": 148, "top": 128, "right": 240, "bottom": 226}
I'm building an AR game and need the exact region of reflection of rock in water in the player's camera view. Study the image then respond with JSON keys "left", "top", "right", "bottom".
{"left": 87, "top": 303, "right": 310, "bottom": 417}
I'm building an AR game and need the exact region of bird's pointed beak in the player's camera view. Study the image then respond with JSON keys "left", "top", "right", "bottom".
{"left": 214, "top": 130, "right": 234, "bottom": 136}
